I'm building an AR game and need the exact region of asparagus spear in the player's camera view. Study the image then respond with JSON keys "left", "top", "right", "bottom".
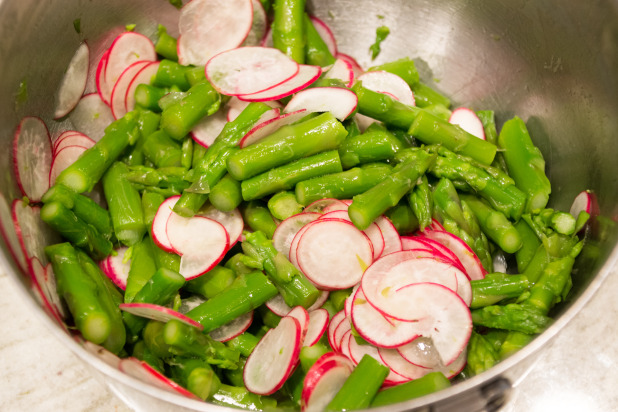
{"left": 211, "top": 384, "right": 277, "bottom": 410}
{"left": 241, "top": 150, "right": 343, "bottom": 200}
{"left": 272, "top": 0, "right": 306, "bottom": 63}
{"left": 132, "top": 340, "right": 165, "bottom": 372}
{"left": 184, "top": 265, "right": 236, "bottom": 299}
{"left": 155, "top": 25, "right": 178, "bottom": 61}
{"left": 304, "top": 13, "right": 335, "bottom": 66}
{"left": 143, "top": 320, "right": 173, "bottom": 358}
{"left": 470, "top": 273, "right": 530, "bottom": 309}
{"left": 470, "top": 303, "right": 552, "bottom": 334}
{"left": 242, "top": 200, "right": 278, "bottom": 239}
{"left": 368, "top": 57, "right": 420, "bottom": 88}
{"left": 226, "top": 112, "right": 348, "bottom": 181}
{"left": 408, "top": 174, "right": 433, "bottom": 232}
{"left": 352, "top": 82, "right": 421, "bottom": 130}
{"left": 168, "top": 357, "right": 221, "bottom": 400}
{"left": 142, "top": 130, "right": 183, "bottom": 168}
{"left": 338, "top": 128, "right": 402, "bottom": 169}
{"left": 267, "top": 191, "right": 304, "bottom": 220}
{"left": 348, "top": 148, "right": 435, "bottom": 230}
{"left": 152, "top": 59, "right": 192, "bottom": 91}
{"left": 464, "top": 330, "right": 500, "bottom": 376}
{"left": 209, "top": 174, "right": 243, "bottom": 212}
{"left": 410, "top": 82, "right": 451, "bottom": 108}
{"left": 370, "top": 372, "right": 451, "bottom": 407}
{"left": 385, "top": 202, "right": 420, "bottom": 235}
{"left": 225, "top": 332, "right": 261, "bottom": 358}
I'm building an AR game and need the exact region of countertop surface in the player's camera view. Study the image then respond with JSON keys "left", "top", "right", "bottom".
{"left": 1, "top": 263, "right": 618, "bottom": 412}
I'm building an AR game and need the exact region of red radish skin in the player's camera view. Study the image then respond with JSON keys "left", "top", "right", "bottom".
{"left": 449, "top": 108, "right": 486, "bottom": 140}
{"left": 322, "top": 201, "right": 349, "bottom": 213}
{"left": 344, "top": 283, "right": 360, "bottom": 317}
{"left": 209, "top": 311, "right": 253, "bottom": 342}
{"left": 54, "top": 42, "right": 90, "bottom": 119}
{"left": 283, "top": 87, "right": 358, "bottom": 121}
{"left": 13, "top": 117, "right": 53, "bottom": 203}
{"left": 266, "top": 289, "right": 329, "bottom": 317}
{"left": 151, "top": 195, "right": 181, "bottom": 252}
{"left": 356, "top": 71, "right": 415, "bottom": 106}
{"left": 110, "top": 61, "right": 150, "bottom": 119}
{"left": 178, "top": 0, "right": 254, "bottom": 66}
{"left": 401, "top": 236, "right": 435, "bottom": 252}
{"left": 119, "top": 303, "right": 204, "bottom": 331}
{"left": 346, "top": 331, "right": 409, "bottom": 384}
{"left": 100, "top": 246, "right": 130, "bottom": 290}
{"left": 124, "top": 61, "right": 161, "bottom": 113}
{"left": 48, "top": 145, "right": 88, "bottom": 187}
{"left": 300, "top": 352, "right": 354, "bottom": 412}
{"left": 332, "top": 316, "right": 352, "bottom": 353}
{"left": 205, "top": 47, "right": 300, "bottom": 96}
{"left": 323, "top": 58, "right": 354, "bottom": 87}
{"left": 69, "top": 93, "right": 115, "bottom": 141}
{"left": 0, "top": 193, "right": 28, "bottom": 273}
{"left": 104, "top": 32, "right": 156, "bottom": 94}
{"left": 309, "top": 16, "right": 338, "bottom": 57}
{"left": 378, "top": 347, "right": 430, "bottom": 380}
{"left": 327, "top": 311, "right": 346, "bottom": 353}
{"left": 226, "top": 97, "right": 283, "bottom": 122}
{"left": 29, "top": 257, "right": 65, "bottom": 324}
{"left": 570, "top": 190, "right": 594, "bottom": 218}
{"left": 238, "top": 65, "right": 322, "bottom": 102}
{"left": 272, "top": 212, "right": 320, "bottom": 259}
{"left": 244, "top": 316, "right": 302, "bottom": 395}
{"left": 336, "top": 53, "right": 364, "bottom": 77}
{"left": 53, "top": 133, "right": 95, "bottom": 155}
{"left": 95, "top": 49, "right": 111, "bottom": 104}
{"left": 303, "top": 308, "right": 329, "bottom": 347}
{"left": 411, "top": 235, "right": 466, "bottom": 273}
{"left": 421, "top": 230, "right": 486, "bottom": 280}
{"left": 338, "top": 330, "right": 353, "bottom": 360}
{"left": 52, "top": 131, "right": 83, "bottom": 151}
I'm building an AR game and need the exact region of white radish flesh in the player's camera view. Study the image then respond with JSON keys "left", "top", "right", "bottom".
{"left": 449, "top": 108, "right": 486, "bottom": 140}
{"left": 0, "top": 193, "right": 27, "bottom": 273}
{"left": 378, "top": 347, "right": 429, "bottom": 380}
{"left": 375, "top": 216, "right": 403, "bottom": 257}
{"left": 53, "top": 133, "right": 95, "bottom": 154}
{"left": 196, "top": 204, "right": 244, "bottom": 247}
{"left": 151, "top": 195, "right": 180, "bottom": 252}
{"left": 191, "top": 109, "right": 228, "bottom": 148}
{"left": 209, "top": 311, "right": 253, "bottom": 342}
{"left": 95, "top": 50, "right": 111, "bottom": 104}
{"left": 397, "top": 336, "right": 440, "bottom": 369}
{"left": 266, "top": 289, "right": 328, "bottom": 317}
{"left": 238, "top": 65, "right": 322, "bottom": 102}
{"left": 327, "top": 310, "right": 346, "bottom": 352}
{"left": 570, "top": 190, "right": 593, "bottom": 218}
{"left": 356, "top": 71, "right": 415, "bottom": 106}
{"left": 110, "top": 61, "right": 150, "bottom": 119}
{"left": 318, "top": 210, "right": 384, "bottom": 259}
{"left": 48, "top": 145, "right": 87, "bottom": 187}
{"left": 13, "top": 117, "right": 53, "bottom": 203}
{"left": 323, "top": 58, "right": 354, "bottom": 87}
{"left": 336, "top": 53, "right": 364, "bottom": 77}
{"left": 272, "top": 212, "right": 320, "bottom": 259}
{"left": 104, "top": 32, "right": 156, "bottom": 92}
{"left": 309, "top": 16, "right": 337, "bottom": 57}
{"left": 241, "top": 0, "right": 267, "bottom": 47}
{"left": 240, "top": 109, "right": 299, "bottom": 149}
{"left": 119, "top": 303, "right": 204, "bottom": 330}
{"left": 304, "top": 308, "right": 329, "bottom": 347}
{"left": 284, "top": 87, "right": 358, "bottom": 121}
{"left": 69, "top": 93, "right": 115, "bottom": 141}
{"left": 54, "top": 42, "right": 90, "bottom": 119}
{"left": 287, "top": 306, "right": 310, "bottom": 342}
{"left": 422, "top": 230, "right": 485, "bottom": 280}
{"left": 101, "top": 246, "right": 130, "bottom": 290}
{"left": 303, "top": 198, "right": 348, "bottom": 214}
{"left": 12, "top": 201, "right": 59, "bottom": 267}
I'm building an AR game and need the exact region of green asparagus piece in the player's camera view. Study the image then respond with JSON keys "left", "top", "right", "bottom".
{"left": 272, "top": 0, "right": 306, "bottom": 63}
{"left": 498, "top": 116, "right": 551, "bottom": 213}
{"left": 126, "top": 166, "right": 190, "bottom": 194}
{"left": 464, "top": 331, "right": 500, "bottom": 376}
{"left": 461, "top": 194, "right": 523, "bottom": 254}
{"left": 226, "top": 112, "right": 347, "bottom": 181}
{"left": 432, "top": 178, "right": 471, "bottom": 233}
{"left": 241, "top": 150, "right": 343, "bottom": 201}
{"left": 242, "top": 231, "right": 320, "bottom": 308}
{"left": 524, "top": 255, "right": 576, "bottom": 314}
{"left": 370, "top": 372, "right": 451, "bottom": 407}
{"left": 368, "top": 57, "right": 420, "bottom": 88}
{"left": 499, "top": 332, "right": 534, "bottom": 359}
{"left": 471, "top": 303, "right": 552, "bottom": 334}
{"left": 408, "top": 174, "right": 433, "bottom": 232}
{"left": 161, "top": 80, "right": 220, "bottom": 140}
{"left": 143, "top": 320, "right": 173, "bottom": 358}
{"left": 304, "top": 13, "right": 335, "bottom": 66}
{"left": 132, "top": 340, "right": 165, "bottom": 372}
{"left": 409, "top": 111, "right": 496, "bottom": 165}
{"left": 522, "top": 243, "right": 551, "bottom": 285}
{"left": 209, "top": 174, "right": 243, "bottom": 212}
{"left": 181, "top": 137, "right": 193, "bottom": 170}
{"left": 267, "top": 191, "right": 304, "bottom": 220}
{"left": 476, "top": 110, "right": 509, "bottom": 173}
{"left": 327, "top": 354, "right": 389, "bottom": 411}
{"left": 470, "top": 273, "right": 530, "bottom": 309}
{"left": 348, "top": 148, "right": 435, "bottom": 230}
{"left": 168, "top": 357, "right": 221, "bottom": 400}
{"left": 141, "top": 190, "right": 165, "bottom": 230}
{"left": 155, "top": 25, "right": 178, "bottom": 61}
{"left": 225, "top": 252, "right": 263, "bottom": 275}
{"left": 142, "top": 130, "right": 183, "bottom": 168}
{"left": 40, "top": 202, "right": 113, "bottom": 260}
{"left": 338, "top": 128, "right": 402, "bottom": 169}
{"left": 42, "top": 184, "right": 113, "bottom": 240}
{"left": 192, "top": 141, "right": 207, "bottom": 169}
{"left": 174, "top": 102, "right": 272, "bottom": 216}
{"left": 295, "top": 162, "right": 392, "bottom": 206}
{"left": 299, "top": 342, "right": 332, "bottom": 373}
{"left": 134, "top": 84, "right": 168, "bottom": 112}
{"left": 352, "top": 82, "right": 422, "bottom": 130}
{"left": 259, "top": 305, "right": 282, "bottom": 328}
{"left": 55, "top": 112, "right": 140, "bottom": 193}
{"left": 187, "top": 271, "right": 278, "bottom": 332}
{"left": 185, "top": 265, "right": 236, "bottom": 299}
{"left": 212, "top": 384, "right": 277, "bottom": 410}
{"left": 163, "top": 319, "right": 240, "bottom": 369}
{"left": 126, "top": 110, "right": 162, "bottom": 166}
{"left": 384, "top": 202, "right": 420, "bottom": 235}
{"left": 147, "top": 235, "right": 181, "bottom": 272}
{"left": 226, "top": 332, "right": 260, "bottom": 357}
{"left": 153, "top": 59, "right": 192, "bottom": 91}
{"left": 102, "top": 161, "right": 146, "bottom": 246}
{"left": 242, "top": 200, "right": 278, "bottom": 239}
{"left": 124, "top": 237, "right": 158, "bottom": 303}
{"left": 410, "top": 82, "right": 451, "bottom": 108}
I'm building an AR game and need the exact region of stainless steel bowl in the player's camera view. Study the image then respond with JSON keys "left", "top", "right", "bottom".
{"left": 1, "top": 0, "right": 617, "bottom": 410}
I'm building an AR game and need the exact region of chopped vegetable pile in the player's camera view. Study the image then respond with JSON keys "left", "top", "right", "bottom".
{"left": 1, "top": 0, "right": 596, "bottom": 409}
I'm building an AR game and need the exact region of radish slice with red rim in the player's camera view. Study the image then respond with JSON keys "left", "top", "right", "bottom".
{"left": 178, "top": 0, "right": 254, "bottom": 66}
{"left": 266, "top": 289, "right": 329, "bottom": 317}
{"left": 332, "top": 315, "right": 352, "bottom": 353}
{"left": 191, "top": 109, "right": 228, "bottom": 148}
{"left": 151, "top": 195, "right": 180, "bottom": 252}
{"left": 105, "top": 32, "right": 156, "bottom": 91}
{"left": 241, "top": 0, "right": 267, "bottom": 47}
{"left": 196, "top": 204, "right": 244, "bottom": 248}
{"left": 125, "top": 61, "right": 160, "bottom": 113}
{"left": 69, "top": 93, "right": 115, "bottom": 141}
{"left": 119, "top": 357, "right": 201, "bottom": 400}
{"left": 449, "top": 108, "right": 485, "bottom": 140}
{"left": 238, "top": 65, "right": 322, "bottom": 102}
{"left": 205, "top": 47, "right": 299, "bottom": 96}
{"left": 166, "top": 214, "right": 229, "bottom": 279}
{"left": 401, "top": 236, "right": 435, "bottom": 252}
{"left": 322, "top": 200, "right": 349, "bottom": 213}
{"left": 29, "top": 257, "right": 65, "bottom": 323}
{"left": 239, "top": 108, "right": 295, "bottom": 148}
{"left": 283, "top": 87, "right": 358, "bottom": 121}
{"left": 54, "top": 42, "right": 90, "bottom": 119}
{"left": 119, "top": 303, "right": 204, "bottom": 331}
{"left": 82, "top": 340, "right": 122, "bottom": 370}
{"left": 209, "top": 310, "right": 253, "bottom": 342}
{"left": 226, "top": 97, "right": 282, "bottom": 122}
{"left": 309, "top": 16, "right": 337, "bottom": 57}
{"left": 303, "top": 198, "right": 348, "bottom": 214}
{"left": 287, "top": 306, "right": 310, "bottom": 342}
{"left": 323, "top": 58, "right": 354, "bottom": 87}
{"left": 13, "top": 117, "right": 53, "bottom": 203}
{"left": 375, "top": 216, "right": 402, "bottom": 257}
{"left": 426, "top": 218, "right": 446, "bottom": 232}
{"left": 300, "top": 352, "right": 354, "bottom": 412}
{"left": 273, "top": 212, "right": 320, "bottom": 258}
{"left": 101, "top": 246, "right": 130, "bottom": 290}
{"left": 296, "top": 219, "right": 373, "bottom": 290}
{"left": 346, "top": 331, "right": 409, "bottom": 384}
{"left": 96, "top": 50, "right": 111, "bottom": 104}
{"left": 378, "top": 347, "right": 430, "bottom": 380}
{"left": 570, "top": 190, "right": 594, "bottom": 218}
{"left": 49, "top": 145, "right": 88, "bottom": 187}
{"left": 318, "top": 210, "right": 384, "bottom": 259}
{"left": 356, "top": 71, "right": 415, "bottom": 106}
{"left": 110, "top": 61, "right": 150, "bottom": 119}
{"left": 344, "top": 283, "right": 360, "bottom": 317}
{"left": 338, "top": 330, "right": 352, "bottom": 360}
{"left": 421, "top": 230, "right": 485, "bottom": 280}
{"left": 336, "top": 53, "right": 364, "bottom": 77}
{"left": 304, "top": 308, "right": 329, "bottom": 347}
{"left": 54, "top": 133, "right": 95, "bottom": 155}
{"left": 431, "top": 348, "right": 467, "bottom": 379}
{"left": 411, "top": 235, "right": 465, "bottom": 272}
{"left": 327, "top": 310, "right": 346, "bottom": 352}
{"left": 244, "top": 316, "right": 302, "bottom": 395}
{"left": 397, "top": 336, "right": 440, "bottom": 369}
{"left": 0, "top": 193, "right": 27, "bottom": 273}
{"left": 52, "top": 130, "right": 83, "bottom": 151}
{"left": 12, "top": 201, "right": 59, "bottom": 267}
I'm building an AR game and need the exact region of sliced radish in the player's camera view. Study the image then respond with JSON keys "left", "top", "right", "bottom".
{"left": 401, "top": 236, "right": 435, "bottom": 252}
{"left": 301, "top": 352, "right": 354, "bottom": 412}
{"left": 191, "top": 109, "right": 228, "bottom": 148}
{"left": 319, "top": 210, "right": 384, "bottom": 259}
{"left": 338, "top": 330, "right": 353, "bottom": 359}
{"left": 205, "top": 47, "right": 299, "bottom": 96}
{"left": 151, "top": 195, "right": 180, "bottom": 252}
{"left": 239, "top": 108, "right": 295, "bottom": 148}
{"left": 273, "top": 212, "right": 321, "bottom": 258}
{"left": 323, "top": 58, "right": 354, "bottom": 87}
{"left": 96, "top": 49, "right": 111, "bottom": 104}
{"left": 29, "top": 257, "right": 65, "bottom": 323}
{"left": 209, "top": 311, "right": 253, "bottom": 342}
{"left": 266, "top": 289, "right": 329, "bottom": 317}
{"left": 13, "top": 117, "right": 52, "bottom": 203}
{"left": 287, "top": 306, "right": 310, "bottom": 342}
{"left": 426, "top": 218, "right": 446, "bottom": 232}
{"left": 303, "top": 198, "right": 348, "bottom": 214}
{"left": 304, "top": 308, "right": 329, "bottom": 347}
{"left": 411, "top": 235, "right": 466, "bottom": 273}
{"left": 100, "top": 246, "right": 130, "bottom": 290}
{"left": 296, "top": 219, "right": 373, "bottom": 290}
{"left": 260, "top": 26, "right": 273, "bottom": 48}
{"left": 110, "top": 61, "right": 150, "bottom": 119}
{"left": 309, "top": 16, "right": 337, "bottom": 57}
{"left": 54, "top": 42, "right": 90, "bottom": 119}
{"left": 49, "top": 145, "right": 87, "bottom": 187}
{"left": 289, "top": 220, "right": 315, "bottom": 268}
{"left": 284, "top": 87, "right": 358, "bottom": 121}
{"left": 166, "top": 214, "right": 229, "bottom": 279}
{"left": 12, "top": 201, "right": 59, "bottom": 267}
{"left": 357, "top": 71, "right": 415, "bottom": 106}
{"left": 244, "top": 316, "right": 302, "bottom": 395}
{"left": 378, "top": 347, "right": 429, "bottom": 380}
{"left": 421, "top": 230, "right": 485, "bottom": 280}
{"left": 322, "top": 200, "right": 350, "bottom": 213}
{"left": 0, "top": 193, "right": 27, "bottom": 273}
{"left": 82, "top": 340, "right": 122, "bottom": 370}
{"left": 196, "top": 204, "right": 244, "bottom": 247}
{"left": 327, "top": 310, "right": 346, "bottom": 352}
{"left": 432, "top": 348, "right": 467, "bottom": 379}
{"left": 178, "top": 0, "right": 253, "bottom": 66}
{"left": 119, "top": 303, "right": 204, "bottom": 330}
{"left": 397, "top": 336, "right": 440, "bottom": 369}
{"left": 336, "top": 53, "right": 364, "bottom": 77}
{"left": 344, "top": 283, "right": 361, "bottom": 317}
{"left": 53, "top": 132, "right": 95, "bottom": 154}
{"left": 104, "top": 32, "right": 156, "bottom": 94}
{"left": 346, "top": 331, "right": 409, "bottom": 385}
{"left": 332, "top": 316, "right": 352, "bottom": 353}
{"left": 449, "top": 108, "right": 485, "bottom": 140}
{"left": 69, "top": 93, "right": 115, "bottom": 141}
{"left": 375, "top": 216, "right": 403, "bottom": 257}
{"left": 52, "top": 130, "right": 83, "bottom": 151}
{"left": 242, "top": 0, "right": 267, "bottom": 47}
{"left": 238, "top": 65, "right": 322, "bottom": 102}
{"left": 570, "top": 190, "right": 594, "bottom": 218}
{"left": 125, "top": 61, "right": 160, "bottom": 113}
{"left": 119, "top": 357, "right": 200, "bottom": 400}
{"left": 226, "top": 97, "right": 251, "bottom": 122}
